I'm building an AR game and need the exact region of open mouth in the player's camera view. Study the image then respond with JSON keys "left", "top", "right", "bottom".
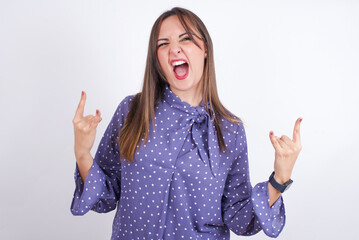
{"left": 171, "top": 59, "right": 189, "bottom": 80}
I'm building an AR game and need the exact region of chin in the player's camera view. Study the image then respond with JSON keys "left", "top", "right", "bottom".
{"left": 169, "top": 79, "right": 198, "bottom": 92}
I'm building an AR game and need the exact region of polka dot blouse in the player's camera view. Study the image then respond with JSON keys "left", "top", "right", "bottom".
{"left": 71, "top": 85, "right": 286, "bottom": 239}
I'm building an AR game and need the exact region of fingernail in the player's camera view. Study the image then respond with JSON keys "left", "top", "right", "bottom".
{"left": 96, "top": 109, "right": 99, "bottom": 114}
{"left": 81, "top": 91, "right": 84, "bottom": 96}
{"left": 300, "top": 118, "right": 303, "bottom": 122}
{"left": 270, "top": 131, "right": 273, "bottom": 136}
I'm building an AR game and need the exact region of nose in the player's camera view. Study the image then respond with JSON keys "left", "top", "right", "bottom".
{"left": 169, "top": 42, "right": 181, "bottom": 55}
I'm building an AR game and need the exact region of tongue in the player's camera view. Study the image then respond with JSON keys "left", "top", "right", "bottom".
{"left": 174, "top": 64, "right": 188, "bottom": 77}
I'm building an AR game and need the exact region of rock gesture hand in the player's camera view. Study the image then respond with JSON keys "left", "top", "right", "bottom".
{"left": 269, "top": 118, "right": 303, "bottom": 184}
{"left": 72, "top": 91, "right": 102, "bottom": 160}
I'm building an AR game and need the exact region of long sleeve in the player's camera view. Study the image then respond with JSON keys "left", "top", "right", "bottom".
{"left": 70, "top": 95, "right": 133, "bottom": 216}
{"left": 221, "top": 122, "right": 285, "bottom": 238}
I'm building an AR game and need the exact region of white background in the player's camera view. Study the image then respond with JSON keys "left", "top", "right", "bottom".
{"left": 1, "top": 0, "right": 358, "bottom": 239}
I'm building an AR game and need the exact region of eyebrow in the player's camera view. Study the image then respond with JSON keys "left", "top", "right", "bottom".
{"left": 157, "top": 32, "right": 199, "bottom": 42}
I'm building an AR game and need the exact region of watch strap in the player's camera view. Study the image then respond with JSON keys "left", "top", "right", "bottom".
{"left": 269, "top": 171, "right": 293, "bottom": 193}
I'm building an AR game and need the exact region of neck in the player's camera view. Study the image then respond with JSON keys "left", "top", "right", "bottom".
{"left": 170, "top": 85, "right": 203, "bottom": 107}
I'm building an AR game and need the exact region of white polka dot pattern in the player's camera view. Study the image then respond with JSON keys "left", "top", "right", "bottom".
{"left": 70, "top": 85, "right": 286, "bottom": 239}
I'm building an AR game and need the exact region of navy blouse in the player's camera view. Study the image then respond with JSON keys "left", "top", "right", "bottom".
{"left": 71, "top": 85, "right": 285, "bottom": 239}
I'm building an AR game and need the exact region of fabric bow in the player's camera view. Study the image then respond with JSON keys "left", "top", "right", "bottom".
{"left": 163, "top": 85, "right": 220, "bottom": 177}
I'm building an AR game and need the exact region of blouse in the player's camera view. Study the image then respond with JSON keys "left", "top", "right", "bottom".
{"left": 70, "top": 85, "right": 286, "bottom": 239}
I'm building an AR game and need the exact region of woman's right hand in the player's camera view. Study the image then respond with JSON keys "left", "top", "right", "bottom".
{"left": 72, "top": 91, "right": 102, "bottom": 161}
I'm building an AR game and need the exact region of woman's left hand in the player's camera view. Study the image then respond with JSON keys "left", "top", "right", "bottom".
{"left": 269, "top": 117, "right": 303, "bottom": 184}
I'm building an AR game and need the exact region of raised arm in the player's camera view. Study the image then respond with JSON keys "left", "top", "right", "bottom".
{"left": 72, "top": 91, "right": 102, "bottom": 181}
{"left": 222, "top": 122, "right": 288, "bottom": 238}
{"left": 70, "top": 92, "right": 133, "bottom": 216}
{"left": 268, "top": 117, "right": 303, "bottom": 206}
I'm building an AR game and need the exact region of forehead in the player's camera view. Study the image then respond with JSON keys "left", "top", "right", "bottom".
{"left": 158, "top": 15, "right": 198, "bottom": 38}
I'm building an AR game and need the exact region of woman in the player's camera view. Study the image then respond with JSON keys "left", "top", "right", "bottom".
{"left": 71, "top": 7, "right": 302, "bottom": 239}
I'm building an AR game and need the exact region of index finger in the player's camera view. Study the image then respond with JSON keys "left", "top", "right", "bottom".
{"left": 74, "top": 91, "right": 86, "bottom": 121}
{"left": 292, "top": 117, "right": 302, "bottom": 145}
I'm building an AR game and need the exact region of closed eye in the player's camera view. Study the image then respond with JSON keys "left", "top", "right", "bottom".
{"left": 181, "top": 37, "right": 191, "bottom": 42}
{"left": 157, "top": 42, "right": 168, "bottom": 48}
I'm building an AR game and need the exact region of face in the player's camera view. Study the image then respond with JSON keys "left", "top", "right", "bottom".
{"left": 157, "top": 15, "right": 206, "bottom": 100}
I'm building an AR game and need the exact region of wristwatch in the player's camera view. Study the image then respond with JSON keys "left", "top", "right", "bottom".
{"left": 269, "top": 171, "right": 293, "bottom": 193}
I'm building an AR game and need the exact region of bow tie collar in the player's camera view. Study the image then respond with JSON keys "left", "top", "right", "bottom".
{"left": 163, "top": 85, "right": 220, "bottom": 177}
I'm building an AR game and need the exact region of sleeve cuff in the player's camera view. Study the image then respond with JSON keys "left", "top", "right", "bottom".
{"left": 70, "top": 161, "right": 108, "bottom": 215}
{"left": 251, "top": 181, "right": 286, "bottom": 238}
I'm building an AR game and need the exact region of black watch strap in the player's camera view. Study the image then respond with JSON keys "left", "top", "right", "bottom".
{"left": 268, "top": 171, "right": 293, "bottom": 193}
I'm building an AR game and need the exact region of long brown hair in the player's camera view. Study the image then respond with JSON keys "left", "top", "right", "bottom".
{"left": 118, "top": 7, "right": 241, "bottom": 162}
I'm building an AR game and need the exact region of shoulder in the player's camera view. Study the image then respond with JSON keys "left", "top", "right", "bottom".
{"left": 120, "top": 94, "right": 136, "bottom": 108}
{"left": 218, "top": 114, "right": 246, "bottom": 137}
{"left": 116, "top": 94, "right": 136, "bottom": 114}
{"left": 111, "top": 94, "right": 137, "bottom": 125}
{"left": 217, "top": 114, "right": 247, "bottom": 154}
